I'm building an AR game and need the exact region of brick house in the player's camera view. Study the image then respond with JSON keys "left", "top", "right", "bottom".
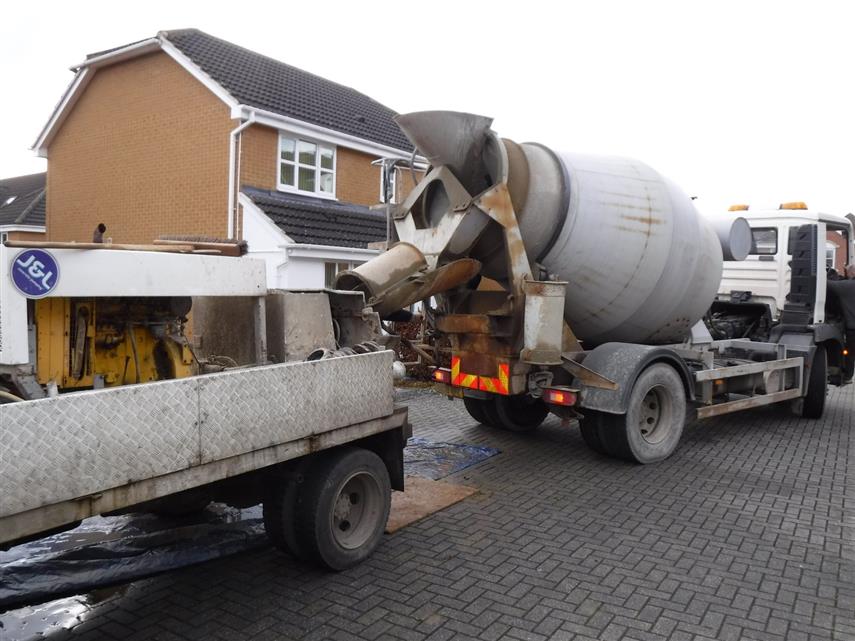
{"left": 0, "top": 173, "right": 46, "bottom": 242}
{"left": 32, "top": 29, "right": 421, "bottom": 287}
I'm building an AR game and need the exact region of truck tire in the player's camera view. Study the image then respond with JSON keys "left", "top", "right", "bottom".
{"left": 579, "top": 413, "right": 608, "bottom": 455}
{"left": 800, "top": 345, "right": 827, "bottom": 419}
{"left": 264, "top": 458, "right": 312, "bottom": 561}
{"left": 491, "top": 394, "right": 548, "bottom": 432}
{"left": 294, "top": 447, "right": 391, "bottom": 571}
{"left": 463, "top": 396, "right": 491, "bottom": 425}
{"left": 599, "top": 363, "right": 686, "bottom": 464}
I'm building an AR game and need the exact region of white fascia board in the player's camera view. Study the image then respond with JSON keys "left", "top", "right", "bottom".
{"left": 31, "top": 68, "right": 91, "bottom": 156}
{"left": 71, "top": 38, "right": 161, "bottom": 70}
{"left": 0, "top": 225, "right": 46, "bottom": 233}
{"left": 239, "top": 192, "right": 294, "bottom": 244}
{"left": 159, "top": 37, "right": 239, "bottom": 110}
{"left": 284, "top": 243, "right": 380, "bottom": 262}
{"left": 233, "top": 105, "right": 425, "bottom": 163}
{"left": 33, "top": 35, "right": 240, "bottom": 157}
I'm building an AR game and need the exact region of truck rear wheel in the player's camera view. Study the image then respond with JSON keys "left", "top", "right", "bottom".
{"left": 463, "top": 396, "right": 492, "bottom": 425}
{"left": 294, "top": 447, "right": 391, "bottom": 571}
{"left": 492, "top": 395, "right": 548, "bottom": 432}
{"left": 264, "top": 458, "right": 312, "bottom": 561}
{"left": 800, "top": 345, "right": 827, "bottom": 419}
{"left": 579, "top": 414, "right": 608, "bottom": 455}
{"left": 600, "top": 363, "right": 686, "bottom": 464}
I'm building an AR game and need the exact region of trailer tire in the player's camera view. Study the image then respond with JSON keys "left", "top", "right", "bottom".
{"left": 600, "top": 363, "right": 686, "bottom": 464}
{"left": 800, "top": 345, "right": 827, "bottom": 419}
{"left": 295, "top": 447, "right": 390, "bottom": 571}
{"left": 463, "top": 396, "right": 491, "bottom": 425}
{"left": 492, "top": 394, "right": 548, "bottom": 432}
{"left": 264, "top": 458, "right": 312, "bottom": 561}
{"left": 579, "top": 414, "right": 608, "bottom": 455}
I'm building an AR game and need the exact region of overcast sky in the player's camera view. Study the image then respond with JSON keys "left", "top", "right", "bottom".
{"left": 2, "top": 1, "right": 852, "bottom": 216}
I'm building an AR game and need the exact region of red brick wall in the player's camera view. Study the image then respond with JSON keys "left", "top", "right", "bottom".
{"left": 47, "top": 52, "right": 233, "bottom": 243}
{"left": 6, "top": 230, "right": 45, "bottom": 241}
{"left": 827, "top": 230, "right": 848, "bottom": 272}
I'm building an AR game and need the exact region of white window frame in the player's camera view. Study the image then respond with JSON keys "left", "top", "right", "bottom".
{"left": 826, "top": 242, "right": 837, "bottom": 270}
{"left": 324, "top": 260, "right": 365, "bottom": 287}
{"left": 277, "top": 133, "right": 336, "bottom": 200}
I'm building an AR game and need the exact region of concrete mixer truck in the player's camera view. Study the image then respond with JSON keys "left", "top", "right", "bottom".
{"left": 336, "top": 111, "right": 850, "bottom": 464}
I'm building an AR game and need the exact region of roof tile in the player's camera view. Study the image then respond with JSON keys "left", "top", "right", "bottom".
{"left": 243, "top": 186, "right": 387, "bottom": 249}
{"left": 162, "top": 29, "right": 413, "bottom": 152}
{"left": 0, "top": 173, "right": 46, "bottom": 228}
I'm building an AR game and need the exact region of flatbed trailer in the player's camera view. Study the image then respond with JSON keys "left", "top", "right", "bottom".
{"left": 1, "top": 350, "right": 409, "bottom": 570}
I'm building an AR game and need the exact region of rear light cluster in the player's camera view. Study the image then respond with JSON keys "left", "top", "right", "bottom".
{"left": 544, "top": 387, "right": 578, "bottom": 406}
{"left": 432, "top": 367, "right": 451, "bottom": 384}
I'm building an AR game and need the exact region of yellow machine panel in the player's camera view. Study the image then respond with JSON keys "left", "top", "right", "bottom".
{"left": 35, "top": 297, "right": 194, "bottom": 390}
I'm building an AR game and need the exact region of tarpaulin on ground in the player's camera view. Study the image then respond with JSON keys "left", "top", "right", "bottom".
{"left": 404, "top": 437, "right": 499, "bottom": 480}
{"left": 0, "top": 508, "right": 267, "bottom": 612}
{"left": 0, "top": 438, "right": 497, "bottom": 612}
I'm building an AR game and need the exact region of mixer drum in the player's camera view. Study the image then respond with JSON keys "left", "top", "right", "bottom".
{"left": 508, "top": 147, "right": 723, "bottom": 346}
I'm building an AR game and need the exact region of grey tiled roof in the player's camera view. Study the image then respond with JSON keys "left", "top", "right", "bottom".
{"left": 162, "top": 29, "right": 414, "bottom": 153}
{"left": 243, "top": 187, "right": 387, "bottom": 249}
{"left": 0, "top": 172, "right": 46, "bottom": 228}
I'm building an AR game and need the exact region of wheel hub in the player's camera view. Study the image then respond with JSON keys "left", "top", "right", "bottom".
{"left": 330, "top": 472, "right": 382, "bottom": 550}
{"left": 637, "top": 386, "right": 671, "bottom": 444}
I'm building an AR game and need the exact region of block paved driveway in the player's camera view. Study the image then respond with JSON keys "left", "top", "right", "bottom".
{"left": 4, "top": 386, "right": 854, "bottom": 641}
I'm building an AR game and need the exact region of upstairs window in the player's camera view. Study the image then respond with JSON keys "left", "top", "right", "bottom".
{"left": 279, "top": 134, "right": 335, "bottom": 197}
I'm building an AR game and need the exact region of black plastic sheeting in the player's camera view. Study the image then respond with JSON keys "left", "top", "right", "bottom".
{"left": 0, "top": 507, "right": 266, "bottom": 612}
{"left": 0, "top": 438, "right": 498, "bottom": 615}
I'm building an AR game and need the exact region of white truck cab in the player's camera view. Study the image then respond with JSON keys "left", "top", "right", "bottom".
{"left": 718, "top": 202, "right": 854, "bottom": 320}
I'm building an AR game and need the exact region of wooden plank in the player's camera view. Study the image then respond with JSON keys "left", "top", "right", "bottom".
{"left": 5, "top": 240, "right": 197, "bottom": 253}
{"left": 385, "top": 476, "right": 477, "bottom": 533}
{"left": 153, "top": 239, "right": 242, "bottom": 257}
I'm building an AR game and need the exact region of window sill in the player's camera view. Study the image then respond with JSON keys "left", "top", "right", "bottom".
{"left": 276, "top": 185, "right": 338, "bottom": 201}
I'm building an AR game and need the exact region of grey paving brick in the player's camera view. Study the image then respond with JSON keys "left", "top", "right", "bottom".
{"left": 2, "top": 386, "right": 853, "bottom": 641}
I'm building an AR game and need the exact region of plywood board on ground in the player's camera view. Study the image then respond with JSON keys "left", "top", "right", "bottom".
{"left": 386, "top": 475, "right": 477, "bottom": 533}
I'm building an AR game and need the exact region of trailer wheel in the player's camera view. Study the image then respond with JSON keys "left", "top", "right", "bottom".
{"left": 579, "top": 414, "right": 608, "bottom": 455}
{"left": 463, "top": 396, "right": 492, "bottom": 425}
{"left": 600, "top": 363, "right": 686, "bottom": 464}
{"left": 491, "top": 395, "right": 548, "bottom": 432}
{"left": 800, "top": 345, "right": 827, "bottom": 419}
{"left": 295, "top": 447, "right": 391, "bottom": 571}
{"left": 264, "top": 458, "right": 313, "bottom": 561}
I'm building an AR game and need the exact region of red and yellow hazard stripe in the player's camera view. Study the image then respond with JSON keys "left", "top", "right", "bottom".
{"left": 478, "top": 362, "right": 509, "bottom": 395}
{"left": 450, "top": 356, "right": 509, "bottom": 395}
{"left": 451, "top": 356, "right": 479, "bottom": 389}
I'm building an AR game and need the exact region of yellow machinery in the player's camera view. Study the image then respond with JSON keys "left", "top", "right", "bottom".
{"left": 34, "top": 297, "right": 194, "bottom": 390}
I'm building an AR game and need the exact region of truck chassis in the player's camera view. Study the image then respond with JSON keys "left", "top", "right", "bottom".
{"left": 1, "top": 351, "right": 409, "bottom": 570}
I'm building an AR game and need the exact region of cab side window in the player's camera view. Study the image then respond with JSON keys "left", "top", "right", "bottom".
{"left": 750, "top": 228, "right": 777, "bottom": 255}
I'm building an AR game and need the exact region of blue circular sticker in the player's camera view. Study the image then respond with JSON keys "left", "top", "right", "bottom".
{"left": 11, "top": 249, "right": 60, "bottom": 298}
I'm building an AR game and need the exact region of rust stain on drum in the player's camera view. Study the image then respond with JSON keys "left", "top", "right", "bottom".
{"left": 616, "top": 225, "right": 656, "bottom": 237}
{"left": 621, "top": 214, "right": 665, "bottom": 225}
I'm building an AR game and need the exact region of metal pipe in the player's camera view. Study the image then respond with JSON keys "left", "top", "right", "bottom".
{"left": 227, "top": 113, "right": 256, "bottom": 239}
{"left": 0, "top": 390, "right": 24, "bottom": 403}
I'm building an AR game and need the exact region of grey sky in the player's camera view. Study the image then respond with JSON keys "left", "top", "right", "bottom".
{"left": 2, "top": 0, "right": 852, "bottom": 216}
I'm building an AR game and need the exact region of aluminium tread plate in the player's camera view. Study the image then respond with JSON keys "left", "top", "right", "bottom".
{"left": 0, "top": 351, "right": 393, "bottom": 518}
